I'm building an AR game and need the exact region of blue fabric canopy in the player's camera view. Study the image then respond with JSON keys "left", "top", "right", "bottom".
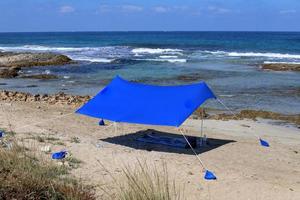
{"left": 76, "top": 75, "right": 216, "bottom": 127}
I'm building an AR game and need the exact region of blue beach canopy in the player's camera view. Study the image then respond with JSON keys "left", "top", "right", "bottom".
{"left": 76, "top": 75, "right": 216, "bottom": 127}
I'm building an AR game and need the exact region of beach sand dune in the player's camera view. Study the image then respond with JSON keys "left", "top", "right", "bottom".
{"left": 0, "top": 100, "right": 299, "bottom": 200}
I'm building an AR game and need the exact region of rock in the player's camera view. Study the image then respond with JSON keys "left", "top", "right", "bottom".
{"left": 0, "top": 90, "right": 91, "bottom": 106}
{"left": 192, "top": 108, "right": 209, "bottom": 119}
{"left": 261, "top": 63, "right": 300, "bottom": 72}
{"left": 26, "top": 85, "right": 38, "bottom": 88}
{"left": 0, "top": 52, "right": 73, "bottom": 68}
{"left": 208, "top": 109, "right": 300, "bottom": 125}
{"left": 0, "top": 67, "right": 21, "bottom": 78}
{"left": 177, "top": 73, "right": 203, "bottom": 82}
{"left": 41, "top": 145, "right": 51, "bottom": 152}
{"left": 20, "top": 74, "right": 58, "bottom": 80}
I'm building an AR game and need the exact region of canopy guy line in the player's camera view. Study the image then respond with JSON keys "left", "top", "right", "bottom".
{"left": 216, "top": 98, "right": 270, "bottom": 147}
{"left": 14, "top": 112, "right": 74, "bottom": 131}
{"left": 179, "top": 128, "right": 206, "bottom": 170}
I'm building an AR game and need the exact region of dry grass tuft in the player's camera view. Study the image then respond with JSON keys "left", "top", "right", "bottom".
{"left": 0, "top": 141, "right": 95, "bottom": 200}
{"left": 100, "top": 160, "right": 184, "bottom": 200}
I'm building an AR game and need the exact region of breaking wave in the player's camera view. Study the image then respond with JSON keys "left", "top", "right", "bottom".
{"left": 0, "top": 45, "right": 101, "bottom": 52}
{"left": 263, "top": 61, "right": 300, "bottom": 64}
{"left": 159, "top": 55, "right": 178, "bottom": 58}
{"left": 134, "top": 58, "right": 187, "bottom": 63}
{"left": 70, "top": 56, "right": 114, "bottom": 63}
{"left": 131, "top": 48, "right": 183, "bottom": 55}
{"left": 205, "top": 50, "right": 300, "bottom": 59}
{"left": 1, "top": 45, "right": 300, "bottom": 64}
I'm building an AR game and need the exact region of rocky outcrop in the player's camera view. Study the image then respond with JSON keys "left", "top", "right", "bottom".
{"left": 0, "top": 67, "right": 21, "bottom": 78}
{"left": 0, "top": 52, "right": 73, "bottom": 68}
{"left": 20, "top": 74, "right": 58, "bottom": 80}
{"left": 176, "top": 73, "right": 203, "bottom": 82}
{"left": 0, "top": 51, "right": 73, "bottom": 79}
{"left": 261, "top": 63, "right": 300, "bottom": 72}
{"left": 0, "top": 90, "right": 91, "bottom": 106}
{"left": 193, "top": 109, "right": 300, "bottom": 125}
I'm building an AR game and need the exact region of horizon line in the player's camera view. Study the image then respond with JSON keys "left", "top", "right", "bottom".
{"left": 0, "top": 30, "right": 300, "bottom": 34}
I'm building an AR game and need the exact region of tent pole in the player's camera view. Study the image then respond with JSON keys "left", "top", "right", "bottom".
{"left": 113, "top": 122, "right": 117, "bottom": 135}
{"left": 201, "top": 108, "right": 204, "bottom": 138}
{"left": 179, "top": 128, "right": 206, "bottom": 171}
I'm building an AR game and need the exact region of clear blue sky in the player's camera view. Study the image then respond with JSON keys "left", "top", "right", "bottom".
{"left": 0, "top": 0, "right": 299, "bottom": 32}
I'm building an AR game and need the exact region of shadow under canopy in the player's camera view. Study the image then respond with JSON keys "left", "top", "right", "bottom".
{"left": 101, "top": 129, "right": 236, "bottom": 155}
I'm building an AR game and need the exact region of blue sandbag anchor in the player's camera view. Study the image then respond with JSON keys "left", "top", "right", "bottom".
{"left": 99, "top": 119, "right": 105, "bottom": 126}
{"left": 52, "top": 150, "right": 67, "bottom": 160}
{"left": 259, "top": 138, "right": 270, "bottom": 147}
{"left": 204, "top": 170, "right": 217, "bottom": 180}
{"left": 0, "top": 131, "right": 4, "bottom": 138}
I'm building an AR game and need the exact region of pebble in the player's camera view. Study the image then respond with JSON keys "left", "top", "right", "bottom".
{"left": 41, "top": 145, "right": 51, "bottom": 152}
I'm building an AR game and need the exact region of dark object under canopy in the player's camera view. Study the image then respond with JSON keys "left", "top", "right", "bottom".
{"left": 76, "top": 75, "right": 216, "bottom": 127}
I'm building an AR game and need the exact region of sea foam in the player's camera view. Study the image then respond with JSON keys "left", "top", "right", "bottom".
{"left": 159, "top": 55, "right": 178, "bottom": 58}
{"left": 204, "top": 50, "right": 300, "bottom": 59}
{"left": 131, "top": 48, "right": 183, "bottom": 55}
{"left": 227, "top": 52, "right": 300, "bottom": 59}
{"left": 134, "top": 58, "right": 187, "bottom": 63}
{"left": 263, "top": 61, "right": 300, "bottom": 64}
{"left": 0, "top": 45, "right": 100, "bottom": 52}
{"left": 72, "top": 57, "right": 114, "bottom": 63}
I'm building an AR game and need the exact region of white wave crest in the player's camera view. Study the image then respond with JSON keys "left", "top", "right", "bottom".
{"left": 73, "top": 57, "right": 114, "bottom": 63}
{"left": 0, "top": 45, "right": 101, "bottom": 52}
{"left": 159, "top": 55, "right": 178, "bottom": 58}
{"left": 263, "top": 61, "right": 300, "bottom": 64}
{"left": 131, "top": 48, "right": 183, "bottom": 55}
{"left": 228, "top": 52, "right": 300, "bottom": 59}
{"left": 135, "top": 58, "right": 187, "bottom": 63}
{"left": 203, "top": 50, "right": 300, "bottom": 59}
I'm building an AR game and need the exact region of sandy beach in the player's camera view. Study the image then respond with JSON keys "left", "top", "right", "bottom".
{"left": 1, "top": 1, "right": 300, "bottom": 199}
{"left": 0, "top": 97, "right": 299, "bottom": 200}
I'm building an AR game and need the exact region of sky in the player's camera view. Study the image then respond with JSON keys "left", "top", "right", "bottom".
{"left": 0, "top": 0, "right": 299, "bottom": 32}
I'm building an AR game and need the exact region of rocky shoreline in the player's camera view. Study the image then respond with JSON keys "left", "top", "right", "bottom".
{"left": 0, "top": 90, "right": 91, "bottom": 106}
{"left": 261, "top": 63, "right": 300, "bottom": 72}
{"left": 193, "top": 108, "right": 300, "bottom": 126}
{"left": 0, "top": 51, "right": 73, "bottom": 79}
{"left": 1, "top": 90, "right": 299, "bottom": 126}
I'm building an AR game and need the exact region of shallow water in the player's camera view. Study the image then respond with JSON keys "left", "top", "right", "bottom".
{"left": 0, "top": 32, "right": 299, "bottom": 114}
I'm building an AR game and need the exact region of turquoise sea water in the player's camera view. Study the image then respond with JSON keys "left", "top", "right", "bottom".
{"left": 0, "top": 32, "right": 299, "bottom": 114}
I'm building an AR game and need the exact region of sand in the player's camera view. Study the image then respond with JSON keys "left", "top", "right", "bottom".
{"left": 0, "top": 100, "right": 299, "bottom": 200}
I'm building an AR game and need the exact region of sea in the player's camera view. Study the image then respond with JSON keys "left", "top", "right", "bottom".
{"left": 0, "top": 32, "right": 299, "bottom": 114}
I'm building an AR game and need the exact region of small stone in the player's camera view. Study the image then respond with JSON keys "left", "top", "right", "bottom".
{"left": 41, "top": 145, "right": 51, "bottom": 152}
